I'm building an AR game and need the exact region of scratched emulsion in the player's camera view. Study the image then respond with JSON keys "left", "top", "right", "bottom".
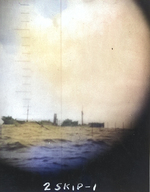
{"left": 0, "top": 123, "right": 128, "bottom": 173}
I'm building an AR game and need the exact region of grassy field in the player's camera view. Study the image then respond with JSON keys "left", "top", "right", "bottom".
{"left": 0, "top": 122, "right": 132, "bottom": 147}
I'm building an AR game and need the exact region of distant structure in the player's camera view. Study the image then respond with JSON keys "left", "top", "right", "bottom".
{"left": 72, "top": 121, "right": 78, "bottom": 126}
{"left": 2, "top": 116, "right": 15, "bottom": 124}
{"left": 81, "top": 110, "right": 83, "bottom": 125}
{"left": 61, "top": 119, "right": 78, "bottom": 127}
{"left": 26, "top": 105, "right": 29, "bottom": 122}
{"left": 89, "top": 122, "right": 104, "bottom": 128}
{"left": 53, "top": 113, "right": 58, "bottom": 126}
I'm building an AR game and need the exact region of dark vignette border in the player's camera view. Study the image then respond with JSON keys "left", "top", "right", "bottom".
{"left": 0, "top": 1, "right": 149, "bottom": 192}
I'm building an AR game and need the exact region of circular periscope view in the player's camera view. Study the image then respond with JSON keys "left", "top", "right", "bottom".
{"left": 0, "top": 0, "right": 149, "bottom": 175}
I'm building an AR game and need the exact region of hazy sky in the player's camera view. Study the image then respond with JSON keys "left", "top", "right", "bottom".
{"left": 0, "top": 0, "right": 149, "bottom": 126}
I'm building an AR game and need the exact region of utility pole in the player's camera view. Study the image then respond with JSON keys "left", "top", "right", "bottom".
{"left": 26, "top": 104, "right": 29, "bottom": 122}
{"left": 53, "top": 113, "right": 57, "bottom": 126}
{"left": 81, "top": 109, "right": 83, "bottom": 126}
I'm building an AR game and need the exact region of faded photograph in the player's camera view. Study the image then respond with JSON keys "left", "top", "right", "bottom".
{"left": 0, "top": 0, "right": 149, "bottom": 191}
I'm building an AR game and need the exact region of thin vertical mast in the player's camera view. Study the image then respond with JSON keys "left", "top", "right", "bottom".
{"left": 81, "top": 106, "right": 83, "bottom": 125}
{"left": 27, "top": 104, "right": 29, "bottom": 122}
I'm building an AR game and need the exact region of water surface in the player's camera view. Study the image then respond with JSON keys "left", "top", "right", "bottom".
{"left": 0, "top": 123, "right": 126, "bottom": 174}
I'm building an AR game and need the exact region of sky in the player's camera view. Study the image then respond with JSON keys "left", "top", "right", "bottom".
{"left": 0, "top": 0, "right": 149, "bottom": 127}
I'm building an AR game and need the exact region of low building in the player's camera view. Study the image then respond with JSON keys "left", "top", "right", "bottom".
{"left": 72, "top": 121, "right": 78, "bottom": 126}
{"left": 88, "top": 122, "right": 104, "bottom": 128}
{"left": 61, "top": 119, "right": 78, "bottom": 126}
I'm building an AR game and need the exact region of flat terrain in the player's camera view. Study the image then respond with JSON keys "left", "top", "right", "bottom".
{"left": 0, "top": 122, "right": 132, "bottom": 173}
